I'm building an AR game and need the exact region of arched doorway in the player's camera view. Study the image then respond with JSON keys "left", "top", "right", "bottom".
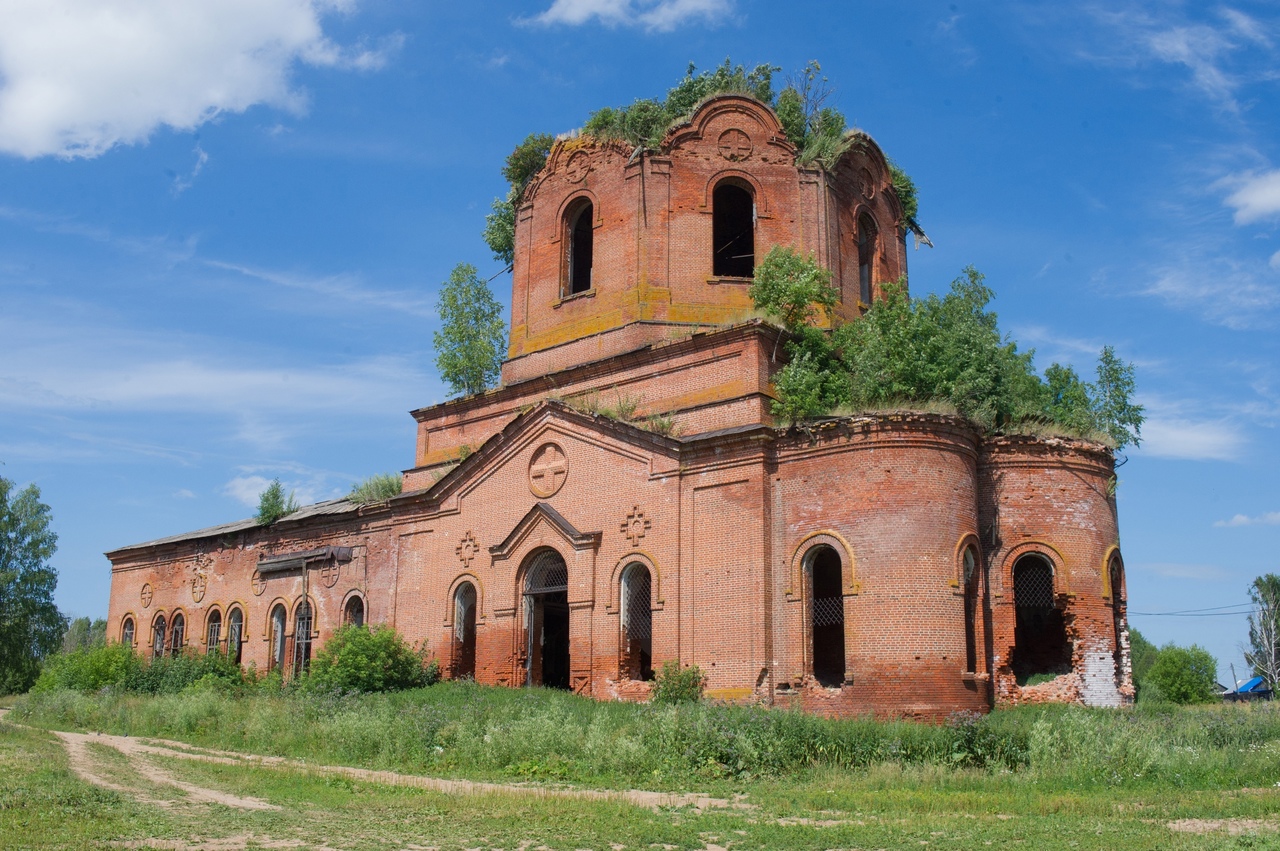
{"left": 269, "top": 604, "right": 287, "bottom": 672}
{"left": 227, "top": 607, "right": 244, "bottom": 665}
{"left": 293, "top": 601, "right": 313, "bottom": 677}
{"left": 205, "top": 609, "right": 222, "bottom": 655}
{"left": 454, "top": 582, "right": 478, "bottom": 679}
{"left": 523, "top": 549, "right": 570, "bottom": 689}
{"left": 808, "top": 545, "right": 845, "bottom": 686}
{"left": 1011, "top": 554, "right": 1071, "bottom": 683}
{"left": 620, "top": 563, "right": 653, "bottom": 681}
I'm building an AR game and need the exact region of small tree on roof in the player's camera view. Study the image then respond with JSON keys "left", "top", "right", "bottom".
{"left": 433, "top": 263, "right": 507, "bottom": 398}
{"left": 256, "top": 479, "right": 298, "bottom": 525}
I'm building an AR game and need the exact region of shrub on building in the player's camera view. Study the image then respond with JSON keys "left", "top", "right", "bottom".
{"left": 304, "top": 624, "right": 440, "bottom": 693}
{"left": 32, "top": 642, "right": 243, "bottom": 695}
{"left": 650, "top": 661, "right": 704, "bottom": 705}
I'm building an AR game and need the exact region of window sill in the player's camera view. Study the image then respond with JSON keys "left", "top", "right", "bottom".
{"left": 553, "top": 287, "right": 596, "bottom": 307}
{"left": 707, "top": 276, "right": 754, "bottom": 285}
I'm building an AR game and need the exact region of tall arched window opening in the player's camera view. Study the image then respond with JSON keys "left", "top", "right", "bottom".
{"left": 152, "top": 615, "right": 167, "bottom": 657}
{"left": 523, "top": 549, "right": 570, "bottom": 689}
{"left": 169, "top": 613, "right": 185, "bottom": 656}
{"left": 344, "top": 596, "right": 365, "bottom": 628}
{"left": 857, "top": 214, "right": 877, "bottom": 304}
{"left": 453, "top": 582, "right": 477, "bottom": 680}
{"left": 227, "top": 607, "right": 244, "bottom": 665}
{"left": 566, "top": 201, "right": 593, "bottom": 295}
{"left": 1110, "top": 557, "right": 1127, "bottom": 686}
{"left": 293, "top": 601, "right": 313, "bottom": 677}
{"left": 269, "top": 605, "right": 287, "bottom": 672}
{"left": 1012, "top": 554, "right": 1071, "bottom": 683}
{"left": 808, "top": 546, "right": 845, "bottom": 686}
{"left": 121, "top": 617, "right": 135, "bottom": 647}
{"left": 963, "top": 547, "right": 979, "bottom": 674}
{"left": 713, "top": 181, "right": 755, "bottom": 278}
{"left": 620, "top": 564, "right": 653, "bottom": 681}
{"left": 206, "top": 610, "right": 222, "bottom": 655}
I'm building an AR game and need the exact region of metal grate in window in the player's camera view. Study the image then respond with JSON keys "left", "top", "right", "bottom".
{"left": 524, "top": 550, "right": 568, "bottom": 595}
{"left": 813, "top": 595, "right": 844, "bottom": 627}
{"left": 623, "top": 566, "right": 652, "bottom": 640}
{"left": 1015, "top": 559, "right": 1055, "bottom": 608}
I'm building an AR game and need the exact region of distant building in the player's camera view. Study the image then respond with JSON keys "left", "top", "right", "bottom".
{"left": 106, "top": 95, "right": 1133, "bottom": 716}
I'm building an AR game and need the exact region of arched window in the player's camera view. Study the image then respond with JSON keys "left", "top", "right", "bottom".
{"left": 1110, "top": 556, "right": 1127, "bottom": 685}
{"left": 453, "top": 582, "right": 477, "bottom": 680}
{"left": 293, "top": 601, "right": 313, "bottom": 677}
{"left": 206, "top": 610, "right": 222, "bottom": 655}
{"left": 344, "top": 596, "right": 365, "bottom": 627}
{"left": 807, "top": 546, "right": 845, "bottom": 686}
{"left": 963, "top": 547, "right": 979, "bottom": 674}
{"left": 152, "top": 615, "right": 167, "bottom": 657}
{"left": 523, "top": 549, "right": 570, "bottom": 689}
{"left": 565, "top": 200, "right": 593, "bottom": 295}
{"left": 269, "top": 604, "right": 287, "bottom": 672}
{"left": 857, "top": 213, "right": 877, "bottom": 304}
{"left": 169, "top": 613, "right": 185, "bottom": 656}
{"left": 620, "top": 563, "right": 653, "bottom": 681}
{"left": 713, "top": 181, "right": 755, "bottom": 278}
{"left": 121, "top": 617, "right": 135, "bottom": 647}
{"left": 1012, "top": 554, "right": 1071, "bottom": 683}
{"left": 227, "top": 607, "right": 244, "bottom": 665}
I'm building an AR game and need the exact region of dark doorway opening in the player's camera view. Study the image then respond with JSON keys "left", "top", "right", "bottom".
{"left": 713, "top": 182, "right": 755, "bottom": 277}
{"left": 524, "top": 549, "right": 571, "bottom": 690}
{"left": 810, "top": 546, "right": 846, "bottom": 687}
{"left": 454, "top": 582, "right": 477, "bottom": 680}
{"left": 621, "top": 563, "right": 654, "bottom": 681}
{"left": 1011, "top": 555, "right": 1072, "bottom": 683}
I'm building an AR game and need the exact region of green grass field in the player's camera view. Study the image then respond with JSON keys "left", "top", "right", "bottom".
{"left": 4, "top": 684, "right": 1280, "bottom": 850}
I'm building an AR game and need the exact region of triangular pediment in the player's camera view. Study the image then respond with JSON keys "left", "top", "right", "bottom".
{"left": 489, "top": 501, "right": 600, "bottom": 560}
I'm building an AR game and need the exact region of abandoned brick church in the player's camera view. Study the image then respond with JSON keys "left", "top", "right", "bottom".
{"left": 106, "top": 95, "right": 1133, "bottom": 717}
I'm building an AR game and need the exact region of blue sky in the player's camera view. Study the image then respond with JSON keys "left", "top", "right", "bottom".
{"left": 1, "top": 0, "right": 1277, "bottom": 683}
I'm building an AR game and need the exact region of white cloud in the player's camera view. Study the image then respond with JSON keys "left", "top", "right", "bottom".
{"left": 205, "top": 259, "right": 437, "bottom": 318}
{"left": 1137, "top": 416, "right": 1246, "bottom": 461}
{"left": 223, "top": 475, "right": 272, "bottom": 507}
{"left": 1221, "top": 169, "right": 1280, "bottom": 224}
{"left": 172, "top": 488, "right": 197, "bottom": 500}
{"left": 170, "top": 144, "right": 209, "bottom": 196}
{"left": 1215, "top": 511, "right": 1280, "bottom": 527}
{"left": 1272, "top": 250, "right": 1280, "bottom": 271}
{"left": 0, "top": 0, "right": 395, "bottom": 159}
{"left": 1142, "top": 257, "right": 1280, "bottom": 329}
{"left": 530, "top": 0, "right": 731, "bottom": 31}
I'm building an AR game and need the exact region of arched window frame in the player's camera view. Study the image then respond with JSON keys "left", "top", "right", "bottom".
{"left": 152, "top": 613, "right": 168, "bottom": 658}
{"left": 856, "top": 211, "right": 878, "bottom": 305}
{"left": 226, "top": 605, "right": 245, "bottom": 665}
{"left": 204, "top": 607, "right": 223, "bottom": 654}
{"left": 267, "top": 602, "right": 288, "bottom": 673}
{"left": 169, "top": 611, "right": 186, "bottom": 656}
{"left": 619, "top": 562, "right": 654, "bottom": 682}
{"left": 292, "top": 597, "right": 316, "bottom": 677}
{"left": 803, "top": 543, "right": 847, "bottom": 687}
{"left": 120, "top": 615, "right": 136, "bottom": 647}
{"left": 711, "top": 177, "right": 757, "bottom": 279}
{"left": 560, "top": 195, "right": 595, "bottom": 298}
{"left": 342, "top": 592, "right": 367, "bottom": 628}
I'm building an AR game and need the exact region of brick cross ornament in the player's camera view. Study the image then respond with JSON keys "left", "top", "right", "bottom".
{"left": 528, "top": 443, "right": 568, "bottom": 497}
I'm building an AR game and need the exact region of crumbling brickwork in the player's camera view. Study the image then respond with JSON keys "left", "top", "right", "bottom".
{"left": 105, "top": 95, "right": 1131, "bottom": 717}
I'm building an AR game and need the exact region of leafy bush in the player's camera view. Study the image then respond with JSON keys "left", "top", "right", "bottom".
{"left": 305, "top": 625, "right": 440, "bottom": 693}
{"left": 33, "top": 643, "right": 243, "bottom": 695}
{"left": 256, "top": 478, "right": 298, "bottom": 524}
{"left": 650, "top": 661, "right": 703, "bottom": 705}
{"left": 1143, "top": 643, "right": 1218, "bottom": 705}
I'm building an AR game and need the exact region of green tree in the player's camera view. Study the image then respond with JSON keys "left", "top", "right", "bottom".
{"left": 433, "top": 262, "right": 507, "bottom": 397}
{"left": 60, "top": 616, "right": 106, "bottom": 654}
{"left": 0, "top": 477, "right": 66, "bottom": 693}
{"left": 1143, "top": 643, "right": 1218, "bottom": 704}
{"left": 1092, "top": 345, "right": 1144, "bottom": 450}
{"left": 256, "top": 479, "right": 298, "bottom": 525}
{"left": 1246, "top": 573, "right": 1280, "bottom": 688}
{"left": 483, "top": 133, "right": 554, "bottom": 265}
{"left": 750, "top": 246, "right": 839, "bottom": 333}
{"left": 1128, "top": 627, "right": 1159, "bottom": 685}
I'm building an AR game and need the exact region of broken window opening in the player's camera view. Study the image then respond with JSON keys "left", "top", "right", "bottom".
{"left": 857, "top": 213, "right": 877, "bottom": 304}
{"left": 269, "top": 604, "right": 287, "bottom": 672}
{"left": 620, "top": 563, "right": 654, "bottom": 681}
{"left": 454, "top": 582, "right": 477, "bottom": 680}
{"left": 713, "top": 181, "right": 755, "bottom": 278}
{"left": 808, "top": 545, "right": 846, "bottom": 687}
{"left": 227, "top": 607, "right": 244, "bottom": 665}
{"left": 963, "top": 547, "right": 979, "bottom": 674}
{"left": 523, "top": 549, "right": 570, "bottom": 690}
{"left": 566, "top": 201, "right": 593, "bottom": 295}
{"left": 1011, "top": 554, "right": 1072, "bottom": 684}
{"left": 1110, "top": 557, "right": 1126, "bottom": 686}
{"left": 121, "top": 617, "right": 135, "bottom": 647}
{"left": 293, "top": 601, "right": 313, "bottom": 677}
{"left": 152, "top": 615, "right": 167, "bottom": 658}
{"left": 206, "top": 609, "right": 222, "bottom": 655}
{"left": 344, "top": 596, "right": 365, "bottom": 627}
{"left": 169, "top": 613, "right": 185, "bottom": 657}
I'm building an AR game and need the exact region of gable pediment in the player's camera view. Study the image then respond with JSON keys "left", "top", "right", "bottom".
{"left": 489, "top": 502, "right": 601, "bottom": 561}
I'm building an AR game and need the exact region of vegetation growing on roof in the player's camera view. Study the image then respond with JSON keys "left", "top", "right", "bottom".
{"left": 480, "top": 60, "right": 926, "bottom": 264}
{"left": 348, "top": 473, "right": 402, "bottom": 505}
{"left": 256, "top": 479, "right": 298, "bottom": 525}
{"left": 750, "top": 249, "right": 1144, "bottom": 450}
